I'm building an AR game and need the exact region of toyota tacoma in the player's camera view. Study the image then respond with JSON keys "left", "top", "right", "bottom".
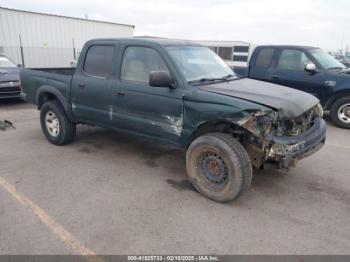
{"left": 20, "top": 38, "right": 326, "bottom": 202}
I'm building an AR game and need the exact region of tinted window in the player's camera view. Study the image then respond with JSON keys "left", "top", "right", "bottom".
{"left": 255, "top": 48, "right": 274, "bottom": 68}
{"left": 121, "top": 46, "right": 169, "bottom": 83}
{"left": 83, "top": 45, "right": 114, "bottom": 77}
{"left": 218, "top": 47, "right": 233, "bottom": 60}
{"left": 277, "top": 49, "right": 311, "bottom": 71}
{"left": 234, "top": 46, "right": 249, "bottom": 52}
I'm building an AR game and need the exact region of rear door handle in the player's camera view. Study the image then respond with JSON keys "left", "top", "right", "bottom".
{"left": 271, "top": 75, "right": 279, "bottom": 80}
{"left": 78, "top": 84, "right": 85, "bottom": 89}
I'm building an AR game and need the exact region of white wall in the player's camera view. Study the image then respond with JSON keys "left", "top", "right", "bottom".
{"left": 0, "top": 7, "right": 134, "bottom": 67}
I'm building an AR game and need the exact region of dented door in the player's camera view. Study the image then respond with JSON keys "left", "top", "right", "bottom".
{"left": 111, "top": 45, "right": 184, "bottom": 142}
{"left": 71, "top": 42, "right": 118, "bottom": 124}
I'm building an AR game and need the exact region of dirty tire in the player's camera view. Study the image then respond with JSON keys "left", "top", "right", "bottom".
{"left": 40, "top": 100, "right": 76, "bottom": 145}
{"left": 330, "top": 96, "right": 350, "bottom": 129}
{"left": 186, "top": 133, "right": 252, "bottom": 202}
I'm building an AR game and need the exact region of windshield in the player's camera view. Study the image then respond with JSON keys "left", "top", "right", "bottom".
{"left": 0, "top": 57, "right": 16, "bottom": 68}
{"left": 309, "top": 48, "right": 346, "bottom": 69}
{"left": 166, "top": 46, "right": 234, "bottom": 82}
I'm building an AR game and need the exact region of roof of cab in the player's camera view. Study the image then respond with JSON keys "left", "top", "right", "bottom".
{"left": 256, "top": 45, "right": 320, "bottom": 50}
{"left": 88, "top": 37, "right": 203, "bottom": 46}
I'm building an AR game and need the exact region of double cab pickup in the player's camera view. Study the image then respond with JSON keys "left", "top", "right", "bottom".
{"left": 21, "top": 38, "right": 326, "bottom": 202}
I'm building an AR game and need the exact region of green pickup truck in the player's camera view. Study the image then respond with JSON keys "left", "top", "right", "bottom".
{"left": 21, "top": 37, "right": 326, "bottom": 202}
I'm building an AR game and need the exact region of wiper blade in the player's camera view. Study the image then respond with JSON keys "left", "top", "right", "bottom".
{"left": 188, "top": 78, "right": 216, "bottom": 84}
{"left": 211, "top": 74, "right": 236, "bottom": 81}
{"left": 222, "top": 74, "right": 235, "bottom": 79}
{"left": 327, "top": 67, "right": 344, "bottom": 70}
{"left": 188, "top": 74, "right": 237, "bottom": 84}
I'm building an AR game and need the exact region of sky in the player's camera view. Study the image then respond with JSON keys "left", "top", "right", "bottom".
{"left": 0, "top": 0, "right": 349, "bottom": 50}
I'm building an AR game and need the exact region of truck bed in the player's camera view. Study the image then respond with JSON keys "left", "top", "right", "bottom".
{"left": 20, "top": 68, "right": 75, "bottom": 106}
{"left": 30, "top": 67, "right": 76, "bottom": 76}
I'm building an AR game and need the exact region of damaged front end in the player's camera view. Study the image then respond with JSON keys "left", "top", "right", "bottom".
{"left": 238, "top": 104, "right": 326, "bottom": 169}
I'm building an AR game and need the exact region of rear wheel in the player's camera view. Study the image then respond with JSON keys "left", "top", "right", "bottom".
{"left": 40, "top": 100, "right": 76, "bottom": 145}
{"left": 330, "top": 97, "right": 350, "bottom": 129}
{"left": 186, "top": 133, "right": 252, "bottom": 202}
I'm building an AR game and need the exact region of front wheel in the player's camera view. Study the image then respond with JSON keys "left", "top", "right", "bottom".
{"left": 330, "top": 97, "right": 350, "bottom": 129}
{"left": 40, "top": 100, "right": 76, "bottom": 145}
{"left": 186, "top": 133, "right": 253, "bottom": 202}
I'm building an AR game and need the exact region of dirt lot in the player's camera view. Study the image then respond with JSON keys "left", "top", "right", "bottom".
{"left": 1, "top": 100, "right": 350, "bottom": 255}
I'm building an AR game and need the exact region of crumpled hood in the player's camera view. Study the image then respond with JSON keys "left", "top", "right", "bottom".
{"left": 198, "top": 78, "right": 319, "bottom": 119}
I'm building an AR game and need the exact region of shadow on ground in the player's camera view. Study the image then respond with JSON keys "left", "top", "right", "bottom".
{"left": 0, "top": 98, "right": 31, "bottom": 112}
{"left": 74, "top": 126, "right": 288, "bottom": 196}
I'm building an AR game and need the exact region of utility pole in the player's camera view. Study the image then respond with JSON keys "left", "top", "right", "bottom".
{"left": 72, "top": 38, "right": 76, "bottom": 59}
{"left": 19, "top": 34, "right": 25, "bottom": 67}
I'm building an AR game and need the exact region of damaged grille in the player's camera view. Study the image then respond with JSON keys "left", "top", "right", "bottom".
{"left": 275, "top": 104, "right": 321, "bottom": 136}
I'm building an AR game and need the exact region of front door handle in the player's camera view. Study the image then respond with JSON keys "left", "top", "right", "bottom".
{"left": 78, "top": 84, "right": 85, "bottom": 89}
{"left": 271, "top": 75, "right": 279, "bottom": 80}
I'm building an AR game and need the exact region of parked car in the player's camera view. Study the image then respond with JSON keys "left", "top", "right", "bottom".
{"left": 20, "top": 38, "right": 326, "bottom": 202}
{"left": 234, "top": 45, "right": 350, "bottom": 128}
{"left": 0, "top": 55, "right": 22, "bottom": 99}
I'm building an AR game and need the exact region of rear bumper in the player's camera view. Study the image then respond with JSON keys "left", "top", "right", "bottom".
{"left": 268, "top": 117, "right": 326, "bottom": 168}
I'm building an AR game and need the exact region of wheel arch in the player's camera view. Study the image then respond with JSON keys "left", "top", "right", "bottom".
{"left": 36, "top": 86, "right": 75, "bottom": 122}
{"left": 324, "top": 90, "right": 350, "bottom": 110}
{"left": 186, "top": 120, "right": 246, "bottom": 148}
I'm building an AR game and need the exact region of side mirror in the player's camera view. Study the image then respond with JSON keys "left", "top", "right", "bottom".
{"left": 149, "top": 71, "right": 174, "bottom": 88}
{"left": 305, "top": 63, "right": 317, "bottom": 73}
{"left": 17, "top": 64, "right": 23, "bottom": 68}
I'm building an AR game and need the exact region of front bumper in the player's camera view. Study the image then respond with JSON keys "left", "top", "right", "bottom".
{"left": 268, "top": 117, "right": 326, "bottom": 168}
{"left": 0, "top": 92, "right": 22, "bottom": 99}
{"left": 0, "top": 82, "right": 22, "bottom": 99}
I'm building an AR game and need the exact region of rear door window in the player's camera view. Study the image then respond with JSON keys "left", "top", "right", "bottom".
{"left": 83, "top": 45, "right": 115, "bottom": 78}
{"left": 255, "top": 48, "right": 274, "bottom": 68}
